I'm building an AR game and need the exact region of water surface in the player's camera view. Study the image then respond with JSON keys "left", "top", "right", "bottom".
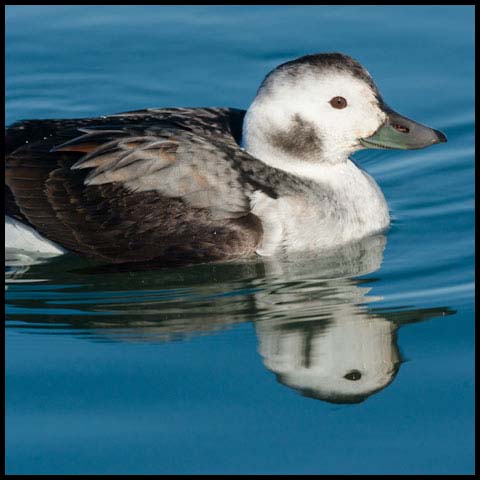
{"left": 5, "top": 5, "right": 475, "bottom": 475}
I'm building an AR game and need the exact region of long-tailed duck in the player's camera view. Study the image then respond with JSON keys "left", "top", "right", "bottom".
{"left": 5, "top": 53, "right": 446, "bottom": 265}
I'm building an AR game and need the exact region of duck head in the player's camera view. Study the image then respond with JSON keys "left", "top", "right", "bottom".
{"left": 243, "top": 53, "right": 446, "bottom": 169}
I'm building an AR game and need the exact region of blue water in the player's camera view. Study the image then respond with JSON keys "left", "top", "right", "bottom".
{"left": 5, "top": 5, "right": 475, "bottom": 475}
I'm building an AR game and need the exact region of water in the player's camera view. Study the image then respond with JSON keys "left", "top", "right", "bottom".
{"left": 5, "top": 5, "right": 474, "bottom": 475}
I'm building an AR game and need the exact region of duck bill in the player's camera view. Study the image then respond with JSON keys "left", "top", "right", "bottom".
{"left": 360, "top": 108, "right": 447, "bottom": 150}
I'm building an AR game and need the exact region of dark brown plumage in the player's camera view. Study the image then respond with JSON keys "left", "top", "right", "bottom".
{"left": 5, "top": 107, "right": 300, "bottom": 265}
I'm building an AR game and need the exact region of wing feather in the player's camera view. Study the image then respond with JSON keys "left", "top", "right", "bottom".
{"left": 5, "top": 108, "right": 269, "bottom": 264}
{"left": 58, "top": 126, "right": 252, "bottom": 216}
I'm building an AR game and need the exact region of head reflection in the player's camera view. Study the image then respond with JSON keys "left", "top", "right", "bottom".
{"left": 256, "top": 314, "right": 401, "bottom": 404}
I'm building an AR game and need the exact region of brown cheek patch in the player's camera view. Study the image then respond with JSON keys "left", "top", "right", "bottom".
{"left": 268, "top": 114, "right": 323, "bottom": 159}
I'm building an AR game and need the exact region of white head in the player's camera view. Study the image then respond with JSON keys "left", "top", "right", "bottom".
{"left": 243, "top": 53, "right": 446, "bottom": 172}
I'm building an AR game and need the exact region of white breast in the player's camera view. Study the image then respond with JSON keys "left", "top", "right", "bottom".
{"left": 250, "top": 160, "right": 390, "bottom": 255}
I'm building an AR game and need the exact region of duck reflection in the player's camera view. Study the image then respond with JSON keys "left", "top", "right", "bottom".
{"left": 252, "top": 235, "right": 452, "bottom": 404}
{"left": 5, "top": 233, "right": 454, "bottom": 404}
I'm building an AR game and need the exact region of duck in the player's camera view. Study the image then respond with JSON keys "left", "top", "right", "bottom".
{"left": 5, "top": 52, "right": 447, "bottom": 266}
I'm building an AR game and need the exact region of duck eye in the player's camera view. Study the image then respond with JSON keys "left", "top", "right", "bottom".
{"left": 330, "top": 96, "right": 347, "bottom": 109}
{"left": 344, "top": 370, "right": 362, "bottom": 381}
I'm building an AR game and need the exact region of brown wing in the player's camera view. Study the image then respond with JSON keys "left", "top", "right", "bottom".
{"left": 5, "top": 108, "right": 265, "bottom": 265}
